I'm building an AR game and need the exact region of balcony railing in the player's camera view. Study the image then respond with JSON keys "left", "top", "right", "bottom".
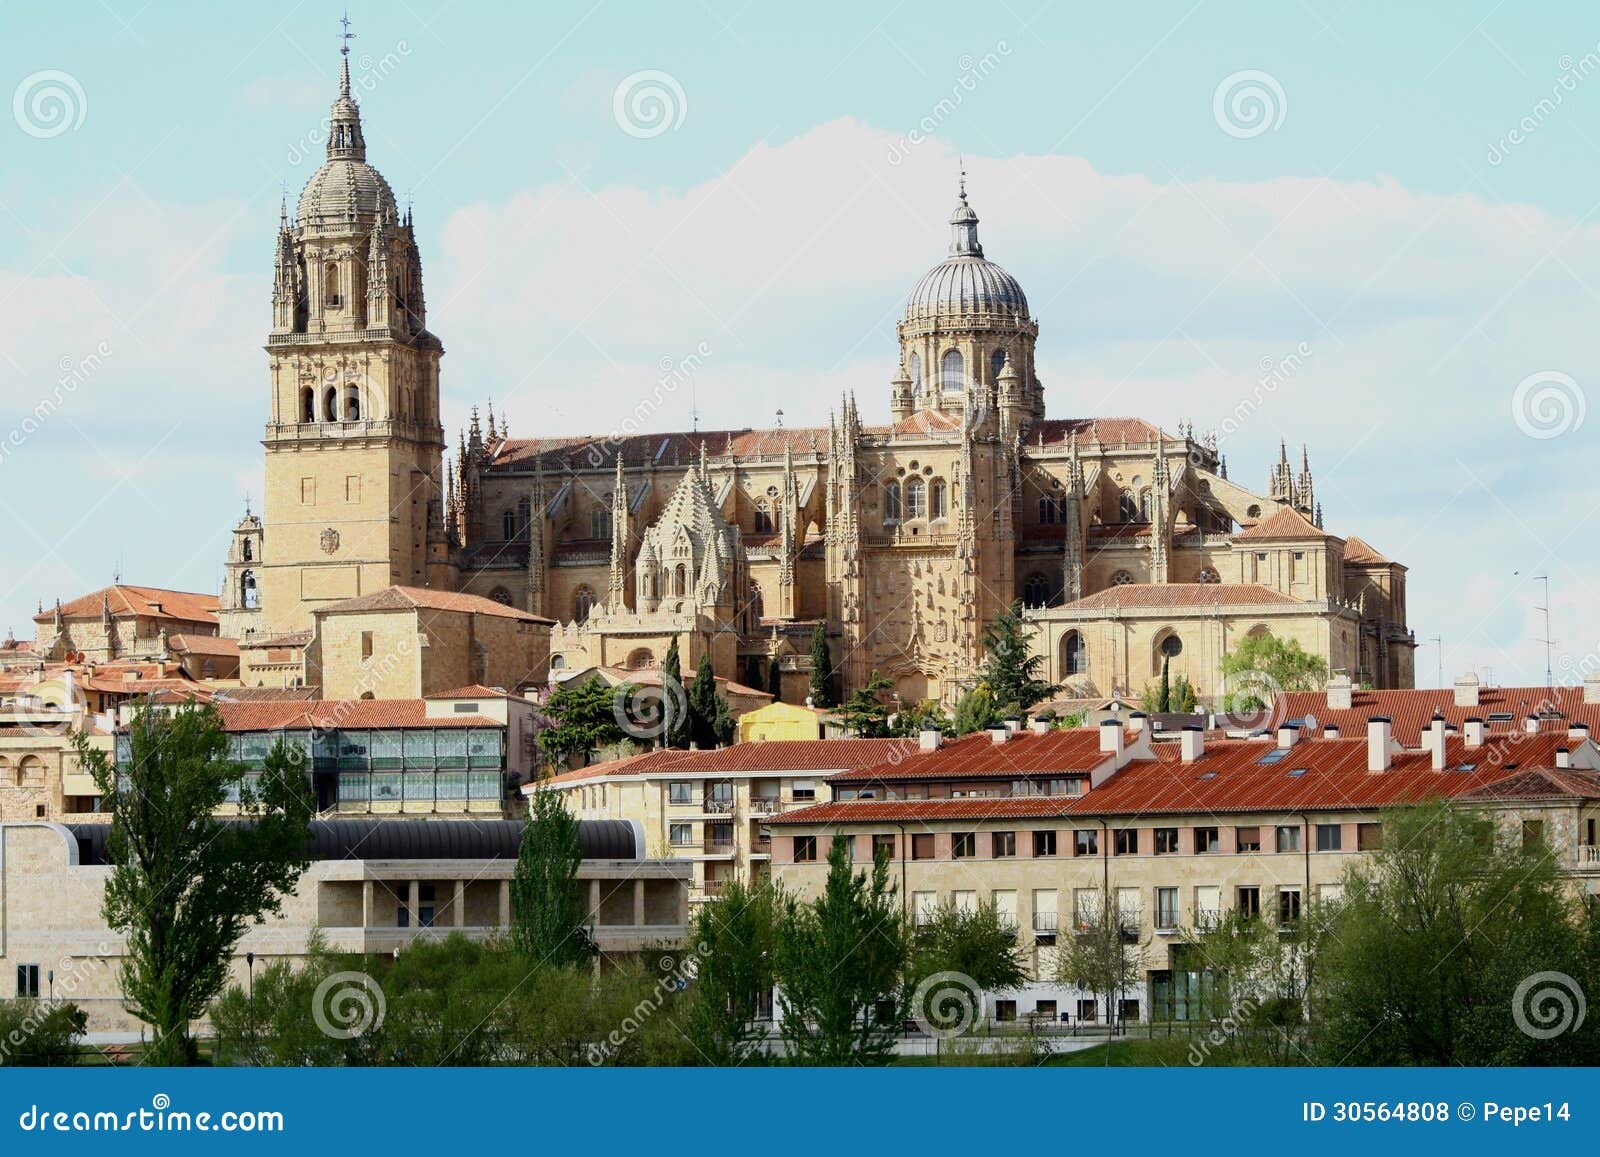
{"left": 702, "top": 838, "right": 736, "bottom": 854}
{"left": 702, "top": 797, "right": 735, "bottom": 815}
{"left": 1033, "top": 912, "right": 1059, "bottom": 933}
{"left": 749, "top": 796, "right": 781, "bottom": 815}
{"left": 701, "top": 880, "right": 728, "bottom": 896}
{"left": 1580, "top": 845, "right": 1600, "bottom": 867}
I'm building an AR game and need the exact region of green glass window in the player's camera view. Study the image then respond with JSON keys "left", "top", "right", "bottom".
{"left": 239, "top": 732, "right": 273, "bottom": 768}
{"left": 313, "top": 730, "right": 339, "bottom": 770}
{"left": 371, "top": 773, "right": 402, "bottom": 802}
{"left": 469, "top": 771, "right": 501, "bottom": 800}
{"left": 369, "top": 730, "right": 402, "bottom": 770}
{"left": 436, "top": 772, "right": 468, "bottom": 801}
{"left": 403, "top": 730, "right": 434, "bottom": 768}
{"left": 403, "top": 771, "right": 434, "bottom": 801}
{"left": 467, "top": 730, "right": 500, "bottom": 770}
{"left": 435, "top": 730, "right": 468, "bottom": 770}
{"left": 338, "top": 730, "right": 370, "bottom": 770}
{"left": 337, "top": 773, "right": 370, "bottom": 803}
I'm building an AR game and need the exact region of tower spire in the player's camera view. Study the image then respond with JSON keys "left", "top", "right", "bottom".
{"left": 326, "top": 12, "right": 365, "bottom": 161}
{"left": 948, "top": 166, "right": 982, "bottom": 257}
{"left": 339, "top": 10, "right": 355, "bottom": 95}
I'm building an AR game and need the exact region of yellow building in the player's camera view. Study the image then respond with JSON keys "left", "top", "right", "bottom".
{"left": 736, "top": 699, "right": 825, "bottom": 742}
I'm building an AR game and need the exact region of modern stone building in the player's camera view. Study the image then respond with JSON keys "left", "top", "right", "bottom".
{"left": 0, "top": 818, "right": 688, "bottom": 1035}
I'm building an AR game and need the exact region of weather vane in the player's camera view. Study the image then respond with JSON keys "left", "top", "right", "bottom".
{"left": 339, "top": 10, "right": 356, "bottom": 57}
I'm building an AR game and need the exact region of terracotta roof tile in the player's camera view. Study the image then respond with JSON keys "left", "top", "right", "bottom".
{"left": 536, "top": 739, "right": 904, "bottom": 788}
{"left": 315, "top": 585, "right": 554, "bottom": 624}
{"left": 1341, "top": 535, "right": 1393, "bottom": 565}
{"left": 215, "top": 699, "right": 499, "bottom": 731}
{"left": 831, "top": 727, "right": 1114, "bottom": 782}
{"left": 167, "top": 634, "right": 240, "bottom": 657}
{"left": 1232, "top": 506, "right": 1330, "bottom": 541}
{"left": 1278, "top": 686, "right": 1599, "bottom": 746}
{"left": 1061, "top": 583, "right": 1301, "bottom": 611}
{"left": 34, "top": 585, "right": 219, "bottom": 625}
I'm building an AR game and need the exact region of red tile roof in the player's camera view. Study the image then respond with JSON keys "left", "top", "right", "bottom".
{"left": 1035, "top": 417, "right": 1166, "bottom": 445}
{"left": 316, "top": 585, "right": 554, "bottom": 623}
{"left": 1062, "top": 583, "right": 1301, "bottom": 610}
{"left": 831, "top": 727, "right": 1115, "bottom": 782}
{"left": 424, "top": 684, "right": 516, "bottom": 699}
{"left": 537, "top": 738, "right": 904, "bottom": 788}
{"left": 167, "top": 634, "right": 240, "bottom": 658}
{"left": 887, "top": 409, "right": 964, "bottom": 435}
{"left": 1341, "top": 535, "right": 1393, "bottom": 565}
{"left": 1458, "top": 767, "right": 1600, "bottom": 801}
{"left": 768, "top": 797, "right": 1084, "bottom": 824}
{"left": 1232, "top": 506, "right": 1330, "bottom": 541}
{"left": 35, "top": 585, "right": 219, "bottom": 625}
{"left": 215, "top": 700, "right": 498, "bottom": 731}
{"left": 488, "top": 428, "right": 828, "bottom": 473}
{"left": 1279, "top": 686, "right": 1600, "bottom": 746}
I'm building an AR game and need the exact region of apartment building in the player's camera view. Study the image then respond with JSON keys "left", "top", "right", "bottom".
{"left": 769, "top": 714, "right": 1600, "bottom": 1023}
{"left": 0, "top": 817, "right": 688, "bottom": 1035}
{"left": 537, "top": 739, "right": 908, "bottom": 900}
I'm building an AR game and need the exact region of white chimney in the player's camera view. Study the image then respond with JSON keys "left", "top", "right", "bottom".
{"left": 1425, "top": 717, "right": 1447, "bottom": 771}
{"left": 1525, "top": 715, "right": 1541, "bottom": 735}
{"left": 1568, "top": 722, "right": 1589, "bottom": 741}
{"left": 1180, "top": 725, "right": 1206, "bottom": 763}
{"left": 989, "top": 726, "right": 1010, "bottom": 745}
{"left": 1464, "top": 717, "right": 1485, "bottom": 748}
{"left": 1004, "top": 716, "right": 1022, "bottom": 734}
{"left": 1326, "top": 673, "right": 1353, "bottom": 710}
{"left": 1276, "top": 724, "right": 1299, "bottom": 749}
{"left": 1586, "top": 673, "right": 1600, "bottom": 704}
{"left": 1324, "top": 724, "right": 1341, "bottom": 739}
{"left": 1028, "top": 717, "right": 1051, "bottom": 734}
{"left": 1099, "top": 718, "right": 1125, "bottom": 758}
{"left": 1367, "top": 717, "right": 1393, "bottom": 772}
{"left": 919, "top": 726, "right": 942, "bottom": 752}
{"left": 1557, "top": 747, "right": 1572, "bottom": 769}
{"left": 1128, "top": 712, "right": 1150, "bottom": 735}
{"left": 1453, "top": 673, "right": 1480, "bottom": 707}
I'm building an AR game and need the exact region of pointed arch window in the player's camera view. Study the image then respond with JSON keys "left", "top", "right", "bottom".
{"left": 930, "top": 479, "right": 948, "bottom": 519}
{"left": 910, "top": 352, "right": 923, "bottom": 392}
{"left": 517, "top": 497, "right": 532, "bottom": 542}
{"left": 905, "top": 477, "right": 927, "bottom": 519}
{"left": 502, "top": 510, "right": 516, "bottom": 541}
{"left": 1118, "top": 490, "right": 1139, "bottom": 523}
{"left": 574, "top": 586, "right": 596, "bottom": 623}
{"left": 754, "top": 499, "right": 773, "bottom": 534}
{"left": 940, "top": 349, "right": 965, "bottom": 393}
{"left": 1022, "top": 572, "right": 1051, "bottom": 608}
{"left": 883, "top": 481, "right": 902, "bottom": 524}
{"left": 1062, "top": 630, "right": 1087, "bottom": 676}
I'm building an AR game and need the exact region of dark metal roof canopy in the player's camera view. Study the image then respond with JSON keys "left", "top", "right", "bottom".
{"left": 66, "top": 818, "right": 639, "bottom": 865}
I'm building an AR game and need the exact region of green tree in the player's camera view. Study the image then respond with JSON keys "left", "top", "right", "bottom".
{"left": 688, "top": 653, "right": 732, "bottom": 748}
{"left": 980, "top": 600, "right": 1057, "bottom": 711}
{"left": 681, "top": 879, "right": 778, "bottom": 1064}
{"left": 949, "top": 685, "right": 999, "bottom": 736}
{"left": 661, "top": 637, "right": 691, "bottom": 749}
{"left": 1315, "top": 801, "right": 1600, "bottom": 1065}
{"left": 1055, "top": 897, "right": 1146, "bottom": 1062}
{"left": 890, "top": 700, "right": 952, "bottom": 738}
{"left": 774, "top": 835, "right": 910, "bottom": 1064}
{"left": 807, "top": 622, "right": 834, "bottom": 708}
{"left": 838, "top": 670, "right": 895, "bottom": 737}
{"left": 910, "top": 900, "right": 1027, "bottom": 993}
{"left": 0, "top": 1001, "right": 86, "bottom": 1066}
{"left": 1219, "top": 633, "right": 1329, "bottom": 707}
{"left": 540, "top": 675, "right": 635, "bottom": 765}
{"left": 510, "top": 782, "right": 592, "bottom": 967}
{"left": 211, "top": 932, "right": 376, "bottom": 1066}
{"left": 71, "top": 701, "right": 312, "bottom": 1065}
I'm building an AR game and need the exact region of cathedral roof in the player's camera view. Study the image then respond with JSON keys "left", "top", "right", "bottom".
{"left": 1035, "top": 417, "right": 1166, "bottom": 445}
{"left": 902, "top": 187, "right": 1029, "bottom": 323}
{"left": 1232, "top": 505, "right": 1330, "bottom": 541}
{"left": 314, "top": 585, "right": 554, "bottom": 624}
{"left": 1060, "top": 583, "right": 1303, "bottom": 611}
{"left": 486, "top": 428, "right": 827, "bottom": 473}
{"left": 34, "top": 585, "right": 219, "bottom": 625}
{"left": 1341, "top": 534, "right": 1393, "bottom": 565}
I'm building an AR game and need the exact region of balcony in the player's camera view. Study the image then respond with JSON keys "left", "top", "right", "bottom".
{"left": 748, "top": 796, "right": 781, "bottom": 815}
{"left": 702, "top": 837, "right": 736, "bottom": 856}
{"left": 700, "top": 879, "right": 729, "bottom": 896}
{"left": 1580, "top": 845, "right": 1600, "bottom": 868}
{"left": 1033, "top": 912, "right": 1059, "bottom": 933}
{"left": 702, "top": 797, "right": 736, "bottom": 816}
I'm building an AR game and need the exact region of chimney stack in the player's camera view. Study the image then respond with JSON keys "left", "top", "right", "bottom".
{"left": 1180, "top": 725, "right": 1206, "bottom": 763}
{"left": 1326, "top": 673, "right": 1353, "bottom": 710}
{"left": 1367, "top": 716, "right": 1393, "bottom": 772}
{"left": 1028, "top": 716, "right": 1052, "bottom": 734}
{"left": 1099, "top": 718, "right": 1125, "bottom": 758}
{"left": 1586, "top": 673, "right": 1600, "bottom": 704}
{"left": 1525, "top": 715, "right": 1541, "bottom": 735}
{"left": 1453, "top": 673, "right": 1480, "bottom": 707}
{"left": 1004, "top": 716, "right": 1022, "bottom": 734}
{"left": 1568, "top": 722, "right": 1589, "bottom": 742}
{"left": 1425, "top": 715, "right": 1447, "bottom": 771}
{"left": 1128, "top": 711, "right": 1150, "bottom": 736}
{"left": 1324, "top": 723, "right": 1341, "bottom": 739}
{"left": 1464, "top": 717, "right": 1485, "bottom": 748}
{"left": 919, "top": 726, "right": 943, "bottom": 752}
{"left": 1557, "top": 747, "right": 1572, "bottom": 769}
{"left": 1276, "top": 723, "right": 1300, "bottom": 749}
{"left": 988, "top": 725, "right": 1010, "bottom": 745}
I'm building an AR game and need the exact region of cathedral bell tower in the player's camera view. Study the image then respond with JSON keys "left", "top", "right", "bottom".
{"left": 257, "top": 34, "right": 454, "bottom": 636}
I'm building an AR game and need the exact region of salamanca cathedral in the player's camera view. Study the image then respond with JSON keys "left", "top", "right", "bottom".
{"left": 217, "top": 51, "right": 1415, "bottom": 704}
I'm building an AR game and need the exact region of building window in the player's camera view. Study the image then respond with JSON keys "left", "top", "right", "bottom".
{"left": 883, "top": 481, "right": 901, "bottom": 523}
{"left": 753, "top": 499, "right": 773, "bottom": 534}
{"left": 872, "top": 833, "right": 896, "bottom": 860}
{"left": 1237, "top": 886, "right": 1261, "bottom": 918}
{"left": 1110, "top": 569, "right": 1135, "bottom": 586}
{"left": 911, "top": 833, "right": 935, "bottom": 860}
{"left": 1276, "top": 825, "right": 1301, "bottom": 853}
{"left": 1118, "top": 490, "right": 1138, "bottom": 522}
{"left": 1022, "top": 572, "right": 1052, "bottom": 609}
{"left": 1236, "top": 826, "right": 1262, "bottom": 852}
{"left": 1196, "top": 568, "right": 1219, "bottom": 583}
{"left": 1315, "top": 824, "right": 1342, "bottom": 852}
{"left": 1154, "top": 827, "right": 1179, "bottom": 854}
{"left": 1074, "top": 829, "right": 1098, "bottom": 856}
{"left": 909, "top": 351, "right": 922, "bottom": 391}
{"left": 940, "top": 348, "right": 964, "bottom": 393}
{"left": 360, "top": 631, "right": 374, "bottom": 660}
{"left": 1159, "top": 634, "right": 1183, "bottom": 658}
{"left": 952, "top": 832, "right": 976, "bottom": 858}
{"left": 994, "top": 999, "right": 1017, "bottom": 1022}
{"left": 668, "top": 782, "right": 693, "bottom": 805}
{"left": 1194, "top": 826, "right": 1219, "bottom": 853}
{"left": 1523, "top": 820, "right": 1545, "bottom": 850}
{"left": 573, "top": 586, "right": 595, "bottom": 623}
{"left": 1114, "top": 828, "right": 1138, "bottom": 855}
{"left": 905, "top": 477, "right": 927, "bottom": 519}
{"left": 1033, "top": 830, "right": 1057, "bottom": 857}
{"left": 1155, "top": 887, "right": 1179, "bottom": 930}
{"left": 1061, "top": 630, "right": 1087, "bottom": 675}
{"left": 669, "top": 823, "right": 693, "bottom": 847}
{"left": 793, "top": 835, "right": 817, "bottom": 862}
{"left": 1278, "top": 888, "right": 1302, "bottom": 925}
{"left": 992, "top": 831, "right": 1016, "bottom": 857}
{"left": 1357, "top": 822, "right": 1383, "bottom": 851}
{"left": 930, "top": 479, "right": 947, "bottom": 519}
{"left": 15, "top": 964, "right": 39, "bottom": 999}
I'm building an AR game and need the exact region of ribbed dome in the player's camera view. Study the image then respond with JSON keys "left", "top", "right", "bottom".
{"left": 903, "top": 186, "right": 1030, "bottom": 323}
{"left": 296, "top": 157, "right": 397, "bottom": 233}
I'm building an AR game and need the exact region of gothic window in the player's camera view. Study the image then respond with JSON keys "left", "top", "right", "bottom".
{"left": 1139, "top": 490, "right": 1151, "bottom": 521}
{"left": 324, "top": 263, "right": 340, "bottom": 307}
{"left": 591, "top": 508, "right": 612, "bottom": 541}
{"left": 573, "top": 586, "right": 595, "bottom": 623}
{"left": 1118, "top": 490, "right": 1138, "bottom": 522}
{"left": 1246, "top": 504, "right": 1262, "bottom": 520}
{"left": 502, "top": 510, "right": 516, "bottom": 541}
{"left": 1197, "top": 568, "right": 1220, "bottom": 583}
{"left": 940, "top": 349, "right": 965, "bottom": 393}
{"left": 241, "top": 570, "right": 258, "bottom": 610}
{"left": 905, "top": 477, "right": 927, "bottom": 519}
{"left": 673, "top": 565, "right": 688, "bottom": 598}
{"left": 625, "top": 648, "right": 654, "bottom": 670}
{"left": 489, "top": 586, "right": 512, "bottom": 606}
{"left": 300, "top": 387, "right": 315, "bottom": 424}
{"left": 1062, "top": 630, "right": 1087, "bottom": 676}
{"left": 990, "top": 347, "right": 1007, "bottom": 381}
{"left": 1038, "top": 496, "right": 1063, "bottom": 525}
{"left": 930, "top": 479, "right": 947, "bottom": 519}
{"left": 747, "top": 583, "right": 765, "bottom": 621}
{"left": 1110, "top": 569, "right": 1135, "bottom": 586}
{"left": 754, "top": 499, "right": 773, "bottom": 534}
{"left": 518, "top": 497, "right": 532, "bottom": 541}
{"left": 910, "top": 352, "right": 923, "bottom": 392}
{"left": 1022, "top": 572, "right": 1051, "bottom": 608}
{"left": 884, "top": 481, "right": 902, "bottom": 523}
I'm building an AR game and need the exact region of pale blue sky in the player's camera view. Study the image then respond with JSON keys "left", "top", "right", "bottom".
{"left": 2, "top": 0, "right": 1597, "bottom": 686}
